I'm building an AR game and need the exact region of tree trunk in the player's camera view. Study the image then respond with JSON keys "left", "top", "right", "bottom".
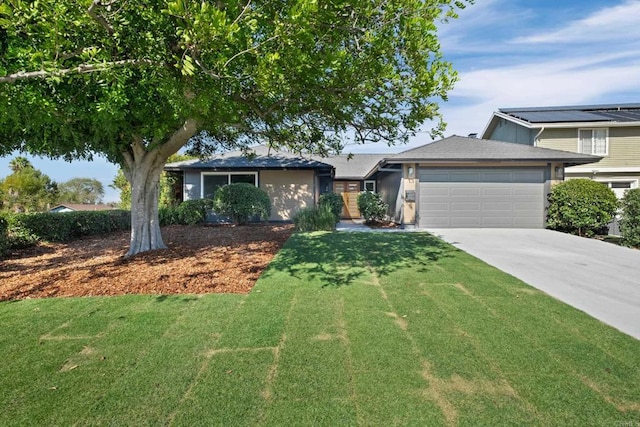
{"left": 122, "top": 119, "right": 198, "bottom": 257}
{"left": 126, "top": 159, "right": 166, "bottom": 257}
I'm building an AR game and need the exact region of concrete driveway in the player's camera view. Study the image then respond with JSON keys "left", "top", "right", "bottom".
{"left": 427, "top": 228, "right": 640, "bottom": 340}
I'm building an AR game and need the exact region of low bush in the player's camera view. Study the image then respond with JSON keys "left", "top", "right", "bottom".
{"left": 620, "top": 188, "right": 640, "bottom": 248}
{"left": 0, "top": 214, "right": 9, "bottom": 256}
{"left": 357, "top": 191, "right": 388, "bottom": 223}
{"left": 159, "top": 205, "right": 180, "bottom": 226}
{"left": 176, "top": 199, "right": 214, "bottom": 225}
{"left": 214, "top": 183, "right": 270, "bottom": 225}
{"left": 546, "top": 179, "right": 618, "bottom": 237}
{"left": 318, "top": 192, "right": 343, "bottom": 223}
{"left": 2, "top": 210, "right": 131, "bottom": 252}
{"left": 293, "top": 205, "right": 336, "bottom": 232}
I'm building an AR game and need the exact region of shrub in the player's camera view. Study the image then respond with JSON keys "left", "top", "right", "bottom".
{"left": 318, "top": 192, "right": 343, "bottom": 223}
{"left": 0, "top": 214, "right": 9, "bottom": 256}
{"left": 293, "top": 205, "right": 336, "bottom": 232}
{"left": 3, "top": 210, "right": 131, "bottom": 248}
{"left": 176, "top": 199, "right": 214, "bottom": 225}
{"left": 159, "top": 205, "right": 180, "bottom": 226}
{"left": 546, "top": 179, "right": 618, "bottom": 237}
{"left": 214, "top": 183, "right": 270, "bottom": 225}
{"left": 357, "top": 191, "right": 388, "bottom": 223}
{"left": 620, "top": 188, "right": 640, "bottom": 248}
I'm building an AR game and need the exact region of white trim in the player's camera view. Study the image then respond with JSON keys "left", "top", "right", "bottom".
{"left": 566, "top": 166, "right": 640, "bottom": 173}
{"left": 578, "top": 127, "right": 609, "bottom": 156}
{"left": 200, "top": 171, "right": 258, "bottom": 198}
{"left": 364, "top": 180, "right": 376, "bottom": 192}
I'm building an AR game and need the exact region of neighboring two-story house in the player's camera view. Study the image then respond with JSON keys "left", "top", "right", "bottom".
{"left": 481, "top": 104, "right": 640, "bottom": 198}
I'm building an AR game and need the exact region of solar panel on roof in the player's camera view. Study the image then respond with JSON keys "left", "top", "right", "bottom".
{"left": 511, "top": 110, "right": 612, "bottom": 123}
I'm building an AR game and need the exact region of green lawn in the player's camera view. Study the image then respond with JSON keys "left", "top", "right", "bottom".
{"left": 1, "top": 231, "right": 639, "bottom": 426}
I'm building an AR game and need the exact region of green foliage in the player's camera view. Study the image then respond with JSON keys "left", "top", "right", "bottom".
{"left": 0, "top": 157, "right": 58, "bottom": 212}
{"left": 547, "top": 179, "right": 618, "bottom": 237}
{"left": 620, "top": 188, "right": 640, "bottom": 248}
{"left": 0, "top": 214, "right": 8, "bottom": 256}
{"left": 293, "top": 205, "right": 337, "bottom": 232}
{"left": 4, "top": 210, "right": 130, "bottom": 251}
{"left": 110, "top": 170, "right": 132, "bottom": 210}
{"left": 176, "top": 199, "right": 214, "bottom": 226}
{"left": 58, "top": 177, "right": 104, "bottom": 204}
{"left": 357, "top": 191, "right": 388, "bottom": 223}
{"left": 214, "top": 183, "right": 270, "bottom": 225}
{"left": 318, "top": 192, "right": 343, "bottom": 223}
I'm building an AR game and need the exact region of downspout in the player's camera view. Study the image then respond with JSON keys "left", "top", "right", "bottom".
{"left": 533, "top": 127, "right": 545, "bottom": 147}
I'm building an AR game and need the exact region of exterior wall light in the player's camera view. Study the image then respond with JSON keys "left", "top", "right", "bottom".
{"left": 407, "top": 166, "right": 415, "bottom": 179}
{"left": 554, "top": 166, "right": 564, "bottom": 180}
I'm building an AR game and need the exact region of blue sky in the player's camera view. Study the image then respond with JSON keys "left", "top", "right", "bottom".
{"left": 2, "top": 0, "right": 640, "bottom": 202}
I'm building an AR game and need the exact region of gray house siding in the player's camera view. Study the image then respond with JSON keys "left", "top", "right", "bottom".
{"left": 184, "top": 170, "right": 201, "bottom": 200}
{"left": 488, "top": 119, "right": 535, "bottom": 145}
{"left": 376, "top": 170, "right": 403, "bottom": 222}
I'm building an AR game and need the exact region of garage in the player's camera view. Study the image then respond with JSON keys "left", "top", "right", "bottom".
{"left": 418, "top": 168, "right": 547, "bottom": 228}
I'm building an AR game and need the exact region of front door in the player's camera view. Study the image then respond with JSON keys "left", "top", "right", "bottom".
{"left": 333, "top": 181, "right": 361, "bottom": 219}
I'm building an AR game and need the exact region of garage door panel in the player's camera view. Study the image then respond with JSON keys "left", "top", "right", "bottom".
{"left": 418, "top": 168, "right": 545, "bottom": 229}
{"left": 450, "top": 217, "right": 482, "bottom": 227}
{"left": 451, "top": 202, "right": 482, "bottom": 211}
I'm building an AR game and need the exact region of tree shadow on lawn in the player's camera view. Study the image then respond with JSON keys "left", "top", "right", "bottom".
{"left": 263, "top": 231, "right": 456, "bottom": 288}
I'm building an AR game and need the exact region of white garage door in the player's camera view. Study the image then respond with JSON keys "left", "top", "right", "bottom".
{"left": 418, "top": 168, "right": 546, "bottom": 228}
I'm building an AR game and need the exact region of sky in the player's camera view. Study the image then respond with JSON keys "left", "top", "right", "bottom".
{"left": 2, "top": 0, "right": 640, "bottom": 203}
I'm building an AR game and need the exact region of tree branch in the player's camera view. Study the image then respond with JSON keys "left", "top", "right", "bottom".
{"left": 0, "top": 59, "right": 157, "bottom": 83}
{"left": 158, "top": 118, "right": 199, "bottom": 160}
{"left": 87, "top": 0, "right": 114, "bottom": 34}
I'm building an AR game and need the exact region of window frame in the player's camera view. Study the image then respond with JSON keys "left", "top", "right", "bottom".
{"left": 200, "top": 171, "right": 258, "bottom": 198}
{"left": 364, "top": 180, "right": 376, "bottom": 192}
{"left": 577, "top": 128, "right": 609, "bottom": 156}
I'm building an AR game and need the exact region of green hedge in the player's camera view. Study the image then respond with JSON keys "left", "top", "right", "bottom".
{"left": 0, "top": 215, "right": 9, "bottom": 256}
{"left": 620, "top": 188, "right": 640, "bottom": 248}
{"left": 2, "top": 210, "right": 131, "bottom": 255}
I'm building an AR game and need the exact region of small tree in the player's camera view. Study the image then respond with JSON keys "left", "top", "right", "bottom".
{"left": 620, "top": 188, "right": 640, "bottom": 248}
{"left": 547, "top": 179, "right": 618, "bottom": 237}
{"left": 214, "top": 183, "right": 270, "bottom": 225}
{"left": 357, "top": 191, "right": 388, "bottom": 223}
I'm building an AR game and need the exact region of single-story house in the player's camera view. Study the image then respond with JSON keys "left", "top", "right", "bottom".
{"left": 165, "top": 136, "right": 600, "bottom": 228}
{"left": 49, "top": 203, "right": 116, "bottom": 213}
{"left": 164, "top": 146, "right": 333, "bottom": 221}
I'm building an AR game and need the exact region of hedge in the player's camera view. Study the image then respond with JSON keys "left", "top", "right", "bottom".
{"left": 1, "top": 210, "right": 131, "bottom": 255}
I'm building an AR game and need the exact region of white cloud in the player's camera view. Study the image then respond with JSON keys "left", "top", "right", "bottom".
{"left": 513, "top": 0, "right": 640, "bottom": 44}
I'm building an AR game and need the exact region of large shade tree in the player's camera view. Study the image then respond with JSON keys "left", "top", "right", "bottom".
{"left": 58, "top": 177, "right": 105, "bottom": 204}
{"left": 0, "top": 0, "right": 470, "bottom": 256}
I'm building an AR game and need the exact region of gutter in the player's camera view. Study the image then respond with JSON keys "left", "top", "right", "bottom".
{"left": 533, "top": 127, "right": 545, "bottom": 147}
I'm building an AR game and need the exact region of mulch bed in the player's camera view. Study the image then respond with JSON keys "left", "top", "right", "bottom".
{"left": 0, "top": 224, "right": 294, "bottom": 302}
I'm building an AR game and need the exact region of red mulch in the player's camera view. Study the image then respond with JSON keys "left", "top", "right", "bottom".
{"left": 0, "top": 224, "right": 293, "bottom": 302}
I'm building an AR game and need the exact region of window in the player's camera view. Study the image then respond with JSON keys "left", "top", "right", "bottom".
{"left": 364, "top": 180, "right": 376, "bottom": 192}
{"left": 201, "top": 172, "right": 257, "bottom": 198}
{"left": 578, "top": 128, "right": 608, "bottom": 155}
{"left": 598, "top": 180, "right": 637, "bottom": 199}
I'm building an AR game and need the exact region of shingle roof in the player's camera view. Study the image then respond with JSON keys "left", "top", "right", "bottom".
{"left": 165, "top": 145, "right": 333, "bottom": 170}
{"left": 311, "top": 153, "right": 386, "bottom": 180}
{"left": 391, "top": 135, "right": 600, "bottom": 164}
{"left": 499, "top": 103, "right": 640, "bottom": 123}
